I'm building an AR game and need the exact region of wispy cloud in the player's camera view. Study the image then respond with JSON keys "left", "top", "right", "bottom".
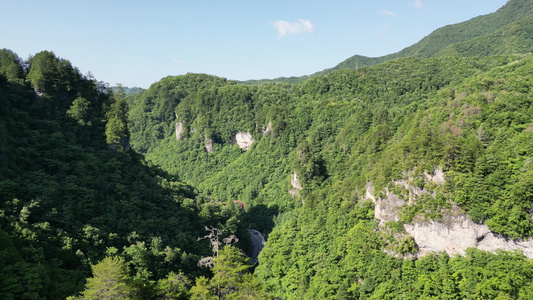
{"left": 414, "top": 0, "right": 423, "bottom": 8}
{"left": 379, "top": 10, "right": 395, "bottom": 17}
{"left": 173, "top": 59, "right": 183, "bottom": 68}
{"left": 272, "top": 19, "right": 314, "bottom": 37}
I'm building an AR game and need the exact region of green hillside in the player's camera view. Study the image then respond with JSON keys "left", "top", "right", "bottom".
{"left": 2, "top": 48, "right": 533, "bottom": 300}
{"left": 128, "top": 52, "right": 533, "bottom": 298}
{"left": 242, "top": 0, "right": 533, "bottom": 84}
{"left": 2, "top": 1, "right": 533, "bottom": 299}
{"left": 0, "top": 50, "right": 249, "bottom": 299}
{"left": 322, "top": 0, "right": 533, "bottom": 74}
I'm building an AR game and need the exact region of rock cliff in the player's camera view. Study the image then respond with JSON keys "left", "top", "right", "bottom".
{"left": 366, "top": 167, "right": 533, "bottom": 259}
{"left": 233, "top": 132, "right": 254, "bottom": 150}
{"left": 289, "top": 172, "right": 302, "bottom": 196}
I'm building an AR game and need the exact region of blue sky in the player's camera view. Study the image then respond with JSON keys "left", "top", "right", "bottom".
{"left": 1, "top": 0, "right": 507, "bottom": 88}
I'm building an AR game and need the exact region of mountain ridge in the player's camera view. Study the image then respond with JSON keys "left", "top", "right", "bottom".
{"left": 1, "top": 0, "right": 533, "bottom": 298}
{"left": 241, "top": 0, "right": 533, "bottom": 84}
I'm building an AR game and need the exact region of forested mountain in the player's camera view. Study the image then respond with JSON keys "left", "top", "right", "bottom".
{"left": 325, "top": 0, "right": 533, "bottom": 73}
{"left": 0, "top": 50, "right": 253, "bottom": 299}
{"left": 128, "top": 52, "right": 533, "bottom": 298}
{"left": 242, "top": 0, "right": 533, "bottom": 84}
{"left": 2, "top": 0, "right": 533, "bottom": 299}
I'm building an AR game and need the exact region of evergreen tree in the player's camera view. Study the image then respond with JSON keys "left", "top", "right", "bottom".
{"left": 67, "top": 96, "right": 91, "bottom": 125}
{"left": 154, "top": 272, "right": 191, "bottom": 300}
{"left": 74, "top": 256, "right": 135, "bottom": 300}
{"left": 105, "top": 91, "right": 130, "bottom": 150}
{"left": 190, "top": 246, "right": 268, "bottom": 299}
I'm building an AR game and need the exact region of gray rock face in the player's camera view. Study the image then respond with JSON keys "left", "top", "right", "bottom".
{"left": 175, "top": 121, "right": 183, "bottom": 141}
{"left": 424, "top": 166, "right": 445, "bottom": 185}
{"left": 375, "top": 189, "right": 405, "bottom": 223}
{"left": 234, "top": 132, "right": 254, "bottom": 150}
{"left": 366, "top": 167, "right": 533, "bottom": 259}
{"left": 404, "top": 212, "right": 533, "bottom": 259}
{"left": 289, "top": 172, "right": 302, "bottom": 196}
{"left": 262, "top": 121, "right": 272, "bottom": 135}
{"left": 175, "top": 114, "right": 183, "bottom": 141}
{"left": 366, "top": 182, "right": 405, "bottom": 223}
{"left": 205, "top": 137, "right": 213, "bottom": 153}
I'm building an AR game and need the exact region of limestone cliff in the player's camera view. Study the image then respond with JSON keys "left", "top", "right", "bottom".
{"left": 262, "top": 121, "right": 272, "bottom": 135}
{"left": 205, "top": 137, "right": 213, "bottom": 153}
{"left": 289, "top": 171, "right": 302, "bottom": 196}
{"left": 404, "top": 211, "right": 533, "bottom": 258}
{"left": 366, "top": 167, "right": 533, "bottom": 259}
{"left": 175, "top": 114, "right": 183, "bottom": 141}
{"left": 233, "top": 132, "right": 254, "bottom": 150}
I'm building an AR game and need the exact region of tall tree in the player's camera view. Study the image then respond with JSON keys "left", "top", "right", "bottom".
{"left": 73, "top": 256, "right": 135, "bottom": 300}
{"left": 191, "top": 246, "right": 268, "bottom": 299}
{"left": 105, "top": 88, "right": 130, "bottom": 150}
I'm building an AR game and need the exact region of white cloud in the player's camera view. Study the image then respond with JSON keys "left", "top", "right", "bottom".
{"left": 272, "top": 19, "right": 314, "bottom": 37}
{"left": 379, "top": 10, "right": 395, "bottom": 17}
{"left": 173, "top": 59, "right": 183, "bottom": 68}
{"left": 414, "top": 0, "right": 423, "bottom": 8}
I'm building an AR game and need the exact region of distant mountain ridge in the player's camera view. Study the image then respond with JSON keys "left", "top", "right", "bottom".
{"left": 327, "top": 0, "right": 533, "bottom": 72}
{"left": 242, "top": 0, "right": 533, "bottom": 84}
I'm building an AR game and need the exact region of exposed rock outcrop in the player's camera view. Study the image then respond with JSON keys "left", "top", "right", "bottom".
{"left": 366, "top": 167, "right": 533, "bottom": 259}
{"left": 205, "top": 137, "right": 213, "bottom": 153}
{"left": 365, "top": 182, "right": 375, "bottom": 202}
{"left": 366, "top": 182, "right": 405, "bottom": 222}
{"left": 176, "top": 122, "right": 183, "bottom": 141}
{"left": 262, "top": 121, "right": 272, "bottom": 135}
{"left": 175, "top": 114, "right": 183, "bottom": 141}
{"left": 375, "top": 188, "right": 405, "bottom": 223}
{"left": 424, "top": 166, "right": 445, "bottom": 185}
{"left": 289, "top": 172, "right": 302, "bottom": 196}
{"left": 233, "top": 132, "right": 254, "bottom": 150}
{"left": 404, "top": 211, "right": 533, "bottom": 259}
{"left": 35, "top": 89, "right": 43, "bottom": 98}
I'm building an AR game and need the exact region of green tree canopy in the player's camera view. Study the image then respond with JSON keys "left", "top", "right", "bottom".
{"left": 190, "top": 246, "right": 268, "bottom": 299}
{"left": 75, "top": 256, "right": 135, "bottom": 300}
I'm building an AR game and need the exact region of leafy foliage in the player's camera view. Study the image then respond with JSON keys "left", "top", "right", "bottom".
{"left": 190, "top": 246, "right": 268, "bottom": 299}
{"left": 128, "top": 53, "right": 533, "bottom": 298}
{"left": 74, "top": 256, "right": 135, "bottom": 300}
{"left": 264, "top": 0, "right": 533, "bottom": 83}
{"left": 0, "top": 50, "right": 244, "bottom": 299}
{"left": 2, "top": 2, "right": 533, "bottom": 297}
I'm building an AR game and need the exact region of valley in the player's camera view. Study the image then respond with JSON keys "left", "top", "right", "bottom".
{"left": 1, "top": 0, "right": 533, "bottom": 299}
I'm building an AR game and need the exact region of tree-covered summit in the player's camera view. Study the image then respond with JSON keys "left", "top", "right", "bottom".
{"left": 241, "top": 0, "right": 533, "bottom": 84}
{"left": 0, "top": 49, "right": 247, "bottom": 299}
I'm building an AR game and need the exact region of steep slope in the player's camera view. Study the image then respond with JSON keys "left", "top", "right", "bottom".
{"left": 257, "top": 55, "right": 533, "bottom": 298}
{"left": 130, "top": 54, "right": 533, "bottom": 233}
{"left": 437, "top": 13, "right": 533, "bottom": 57}
{"left": 322, "top": 0, "right": 533, "bottom": 74}
{"left": 128, "top": 53, "right": 533, "bottom": 298}
{"left": 127, "top": 73, "right": 234, "bottom": 153}
{"left": 0, "top": 50, "right": 244, "bottom": 299}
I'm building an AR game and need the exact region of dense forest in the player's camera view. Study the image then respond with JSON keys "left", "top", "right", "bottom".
{"left": 1, "top": 0, "right": 533, "bottom": 299}
{"left": 0, "top": 49, "right": 258, "bottom": 299}
{"left": 127, "top": 54, "right": 533, "bottom": 299}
